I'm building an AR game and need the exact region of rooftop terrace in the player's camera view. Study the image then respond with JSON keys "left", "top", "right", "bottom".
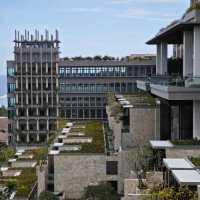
{"left": 51, "top": 121, "right": 105, "bottom": 154}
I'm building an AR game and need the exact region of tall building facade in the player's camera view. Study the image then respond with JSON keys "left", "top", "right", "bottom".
{"left": 7, "top": 30, "right": 156, "bottom": 145}
{"left": 7, "top": 30, "right": 60, "bottom": 145}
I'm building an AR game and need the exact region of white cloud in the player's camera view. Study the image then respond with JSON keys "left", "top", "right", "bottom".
{"left": 56, "top": 7, "right": 102, "bottom": 14}
{"left": 109, "top": 0, "right": 180, "bottom": 4}
{"left": 115, "top": 8, "right": 178, "bottom": 21}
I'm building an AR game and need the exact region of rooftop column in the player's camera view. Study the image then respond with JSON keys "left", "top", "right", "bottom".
{"left": 193, "top": 25, "right": 200, "bottom": 139}
{"left": 183, "top": 31, "right": 193, "bottom": 77}
{"left": 156, "top": 42, "right": 168, "bottom": 75}
{"left": 194, "top": 25, "right": 200, "bottom": 76}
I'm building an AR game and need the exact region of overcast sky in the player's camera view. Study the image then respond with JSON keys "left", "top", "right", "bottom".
{"left": 0, "top": 0, "right": 189, "bottom": 75}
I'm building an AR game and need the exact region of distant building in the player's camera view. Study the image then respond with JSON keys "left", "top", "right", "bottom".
{"left": 7, "top": 30, "right": 156, "bottom": 146}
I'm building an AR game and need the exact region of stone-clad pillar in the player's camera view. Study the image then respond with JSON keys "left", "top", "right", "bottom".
{"left": 193, "top": 26, "right": 200, "bottom": 139}
{"left": 156, "top": 44, "right": 161, "bottom": 75}
{"left": 156, "top": 43, "right": 168, "bottom": 75}
{"left": 183, "top": 31, "right": 193, "bottom": 77}
{"left": 194, "top": 25, "right": 200, "bottom": 76}
{"left": 160, "top": 42, "right": 168, "bottom": 75}
{"left": 193, "top": 101, "right": 200, "bottom": 139}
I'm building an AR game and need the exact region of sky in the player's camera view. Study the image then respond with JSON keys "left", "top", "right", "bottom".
{"left": 0, "top": 0, "right": 189, "bottom": 75}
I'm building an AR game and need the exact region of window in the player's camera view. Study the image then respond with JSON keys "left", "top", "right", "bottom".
{"left": 106, "top": 161, "right": 118, "bottom": 175}
{"left": 8, "top": 67, "right": 15, "bottom": 76}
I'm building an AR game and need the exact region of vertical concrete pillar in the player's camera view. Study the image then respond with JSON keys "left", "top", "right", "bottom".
{"left": 183, "top": 31, "right": 193, "bottom": 77}
{"left": 36, "top": 63, "right": 38, "bottom": 74}
{"left": 16, "top": 94, "right": 18, "bottom": 104}
{"left": 26, "top": 108, "right": 29, "bottom": 117}
{"left": 156, "top": 44, "right": 161, "bottom": 75}
{"left": 16, "top": 79, "right": 18, "bottom": 89}
{"left": 46, "top": 108, "right": 49, "bottom": 116}
{"left": 17, "top": 134, "right": 19, "bottom": 142}
{"left": 193, "top": 101, "right": 200, "bottom": 139}
{"left": 27, "top": 120, "right": 29, "bottom": 131}
{"left": 26, "top": 134, "right": 30, "bottom": 143}
{"left": 37, "top": 134, "right": 40, "bottom": 142}
{"left": 160, "top": 42, "right": 168, "bottom": 75}
{"left": 47, "top": 120, "right": 49, "bottom": 131}
{"left": 26, "top": 77, "right": 28, "bottom": 90}
{"left": 16, "top": 108, "right": 19, "bottom": 116}
{"left": 37, "top": 120, "right": 39, "bottom": 131}
{"left": 194, "top": 25, "right": 200, "bottom": 76}
{"left": 16, "top": 120, "right": 19, "bottom": 129}
{"left": 26, "top": 94, "right": 28, "bottom": 104}
{"left": 56, "top": 108, "right": 59, "bottom": 117}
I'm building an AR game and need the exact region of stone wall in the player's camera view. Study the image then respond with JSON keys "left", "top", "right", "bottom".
{"left": 124, "top": 107, "right": 159, "bottom": 148}
{"left": 166, "top": 147, "right": 200, "bottom": 158}
{"left": 37, "top": 164, "right": 47, "bottom": 198}
{"left": 106, "top": 106, "right": 122, "bottom": 151}
{"left": 54, "top": 154, "right": 118, "bottom": 199}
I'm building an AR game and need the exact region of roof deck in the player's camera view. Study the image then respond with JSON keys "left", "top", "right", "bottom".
{"left": 51, "top": 120, "right": 105, "bottom": 154}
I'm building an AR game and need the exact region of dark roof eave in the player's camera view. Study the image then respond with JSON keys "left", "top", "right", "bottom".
{"left": 146, "top": 22, "right": 197, "bottom": 45}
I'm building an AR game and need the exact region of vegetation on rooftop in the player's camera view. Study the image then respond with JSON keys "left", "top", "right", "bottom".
{"left": 25, "top": 147, "right": 48, "bottom": 163}
{"left": 15, "top": 168, "right": 37, "bottom": 197}
{"left": 0, "top": 106, "right": 7, "bottom": 117}
{"left": 171, "top": 138, "right": 200, "bottom": 146}
{"left": 124, "top": 92, "right": 156, "bottom": 106}
{"left": 0, "top": 168, "right": 37, "bottom": 197}
{"left": 106, "top": 92, "right": 122, "bottom": 121}
{"left": 144, "top": 185, "right": 198, "bottom": 200}
{"left": 82, "top": 182, "right": 118, "bottom": 200}
{"left": 0, "top": 144, "right": 15, "bottom": 165}
{"left": 190, "top": 157, "right": 200, "bottom": 168}
{"left": 39, "top": 191, "right": 59, "bottom": 200}
{"left": 187, "top": 1, "right": 200, "bottom": 13}
{"left": 62, "top": 121, "right": 105, "bottom": 154}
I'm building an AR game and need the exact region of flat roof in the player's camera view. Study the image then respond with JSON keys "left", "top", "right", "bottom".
{"left": 163, "top": 159, "right": 195, "bottom": 170}
{"left": 146, "top": 9, "right": 200, "bottom": 45}
{"left": 150, "top": 140, "right": 174, "bottom": 149}
{"left": 172, "top": 170, "right": 200, "bottom": 185}
{"left": 59, "top": 59, "right": 156, "bottom": 67}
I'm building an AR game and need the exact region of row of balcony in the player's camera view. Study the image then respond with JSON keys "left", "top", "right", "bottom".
{"left": 136, "top": 76, "right": 200, "bottom": 100}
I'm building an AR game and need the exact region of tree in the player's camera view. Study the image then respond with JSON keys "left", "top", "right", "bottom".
{"left": 39, "top": 191, "right": 59, "bottom": 200}
{"left": 83, "top": 182, "right": 118, "bottom": 200}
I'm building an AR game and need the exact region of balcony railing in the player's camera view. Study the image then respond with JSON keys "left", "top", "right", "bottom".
{"left": 140, "top": 76, "right": 200, "bottom": 89}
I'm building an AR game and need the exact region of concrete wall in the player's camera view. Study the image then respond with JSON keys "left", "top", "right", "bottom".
{"left": 166, "top": 147, "right": 200, "bottom": 158}
{"left": 124, "top": 107, "right": 159, "bottom": 148}
{"left": 106, "top": 106, "right": 122, "bottom": 151}
{"left": 54, "top": 154, "right": 118, "bottom": 199}
{"left": 37, "top": 164, "right": 47, "bottom": 198}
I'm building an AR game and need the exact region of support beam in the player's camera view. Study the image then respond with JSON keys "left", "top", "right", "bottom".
{"left": 194, "top": 25, "right": 200, "bottom": 76}
{"left": 183, "top": 31, "right": 193, "bottom": 77}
